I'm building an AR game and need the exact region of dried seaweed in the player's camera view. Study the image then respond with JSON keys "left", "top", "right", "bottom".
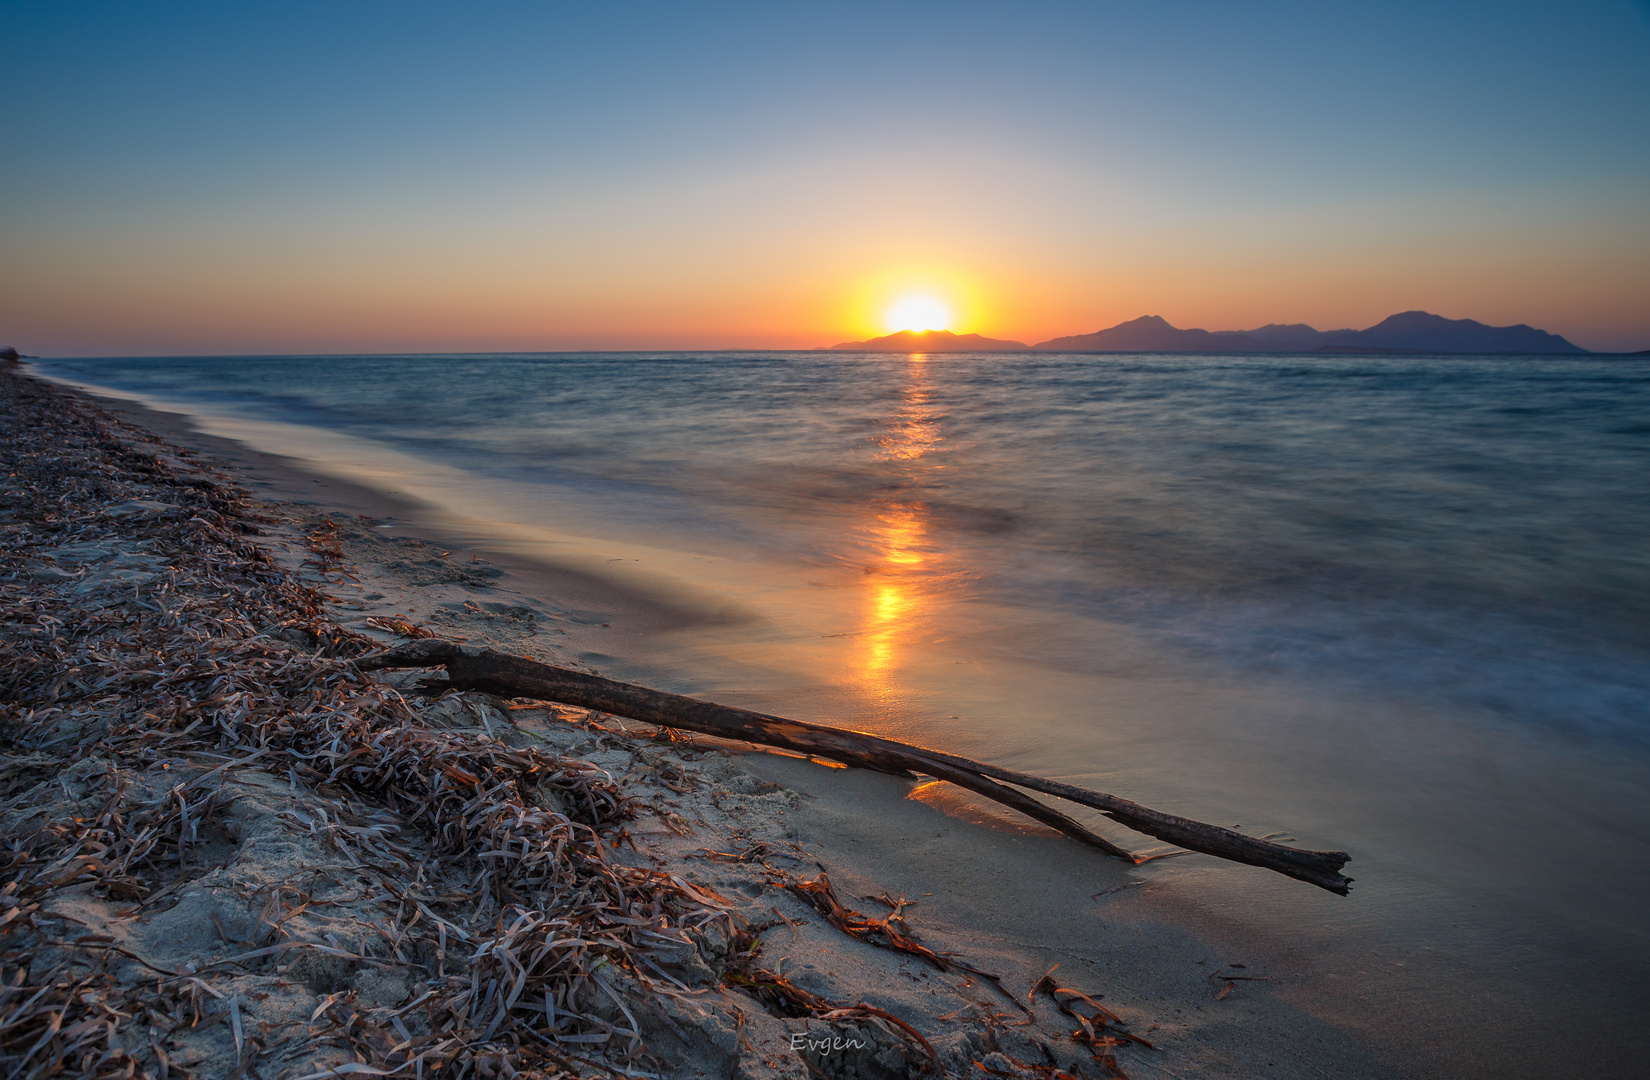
{"left": 785, "top": 871, "right": 1024, "bottom": 1015}
{"left": 0, "top": 371, "right": 727, "bottom": 1078}
{"left": 1029, "top": 965, "right": 1151, "bottom": 1078}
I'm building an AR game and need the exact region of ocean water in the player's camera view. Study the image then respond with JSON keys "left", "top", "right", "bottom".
{"left": 43, "top": 350, "right": 1650, "bottom": 735}
{"left": 38, "top": 350, "right": 1650, "bottom": 1071}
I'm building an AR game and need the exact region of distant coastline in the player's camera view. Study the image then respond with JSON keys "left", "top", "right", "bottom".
{"left": 831, "top": 310, "right": 1594, "bottom": 355}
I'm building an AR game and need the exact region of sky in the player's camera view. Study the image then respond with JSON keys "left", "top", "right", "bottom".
{"left": 2, "top": 0, "right": 1648, "bottom": 354}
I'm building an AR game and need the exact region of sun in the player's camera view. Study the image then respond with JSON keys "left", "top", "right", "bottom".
{"left": 886, "top": 295, "right": 953, "bottom": 333}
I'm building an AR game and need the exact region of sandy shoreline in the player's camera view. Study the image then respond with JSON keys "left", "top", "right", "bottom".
{"left": 2, "top": 367, "right": 1412, "bottom": 1079}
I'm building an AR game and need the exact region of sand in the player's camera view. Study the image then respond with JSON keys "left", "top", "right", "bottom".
{"left": 3, "top": 365, "right": 1403, "bottom": 1079}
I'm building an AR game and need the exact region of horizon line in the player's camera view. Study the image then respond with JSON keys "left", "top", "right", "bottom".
{"left": 20, "top": 347, "right": 1650, "bottom": 361}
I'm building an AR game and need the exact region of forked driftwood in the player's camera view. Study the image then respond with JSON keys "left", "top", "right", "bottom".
{"left": 359, "top": 640, "right": 1353, "bottom": 894}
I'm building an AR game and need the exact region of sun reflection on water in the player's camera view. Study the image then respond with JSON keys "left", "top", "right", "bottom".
{"left": 859, "top": 355, "right": 945, "bottom": 696}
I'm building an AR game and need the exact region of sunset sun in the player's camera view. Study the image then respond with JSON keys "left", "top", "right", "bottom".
{"left": 886, "top": 295, "right": 953, "bottom": 333}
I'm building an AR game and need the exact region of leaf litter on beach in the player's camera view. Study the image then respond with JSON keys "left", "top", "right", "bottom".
{"left": 0, "top": 372, "right": 739, "bottom": 1077}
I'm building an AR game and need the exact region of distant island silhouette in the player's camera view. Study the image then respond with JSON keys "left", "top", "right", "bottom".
{"left": 827, "top": 329, "right": 1029, "bottom": 352}
{"left": 1034, "top": 311, "right": 1587, "bottom": 354}
{"left": 831, "top": 311, "right": 1590, "bottom": 354}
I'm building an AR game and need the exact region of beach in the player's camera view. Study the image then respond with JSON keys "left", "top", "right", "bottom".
{"left": 9, "top": 358, "right": 1650, "bottom": 1079}
{"left": 0, "top": 367, "right": 1427, "bottom": 1080}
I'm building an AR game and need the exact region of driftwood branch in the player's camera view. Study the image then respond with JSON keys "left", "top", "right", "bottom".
{"left": 359, "top": 640, "right": 1352, "bottom": 894}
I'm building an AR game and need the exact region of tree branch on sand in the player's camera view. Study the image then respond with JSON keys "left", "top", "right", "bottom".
{"left": 359, "top": 640, "right": 1354, "bottom": 895}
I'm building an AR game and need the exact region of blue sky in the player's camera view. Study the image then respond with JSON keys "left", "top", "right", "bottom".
{"left": 3, "top": 1, "right": 1647, "bottom": 352}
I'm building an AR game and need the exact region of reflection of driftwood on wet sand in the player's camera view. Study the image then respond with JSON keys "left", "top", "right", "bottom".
{"left": 359, "top": 640, "right": 1353, "bottom": 894}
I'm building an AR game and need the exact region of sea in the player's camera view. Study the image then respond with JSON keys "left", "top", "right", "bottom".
{"left": 36, "top": 350, "right": 1650, "bottom": 1074}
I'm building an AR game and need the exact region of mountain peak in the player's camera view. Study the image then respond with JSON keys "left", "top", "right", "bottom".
{"left": 1033, "top": 316, "right": 1254, "bottom": 352}
{"left": 1321, "top": 311, "right": 1583, "bottom": 353}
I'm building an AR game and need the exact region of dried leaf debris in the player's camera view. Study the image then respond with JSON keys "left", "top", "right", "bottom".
{"left": 0, "top": 374, "right": 731, "bottom": 1078}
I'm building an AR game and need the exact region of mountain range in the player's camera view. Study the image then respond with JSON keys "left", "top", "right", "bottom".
{"left": 831, "top": 311, "right": 1589, "bottom": 354}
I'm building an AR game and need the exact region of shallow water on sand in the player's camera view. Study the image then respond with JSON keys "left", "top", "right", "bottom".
{"left": 40, "top": 350, "right": 1650, "bottom": 1075}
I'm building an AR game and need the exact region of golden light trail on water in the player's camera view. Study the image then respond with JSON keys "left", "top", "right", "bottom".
{"left": 859, "top": 353, "right": 945, "bottom": 698}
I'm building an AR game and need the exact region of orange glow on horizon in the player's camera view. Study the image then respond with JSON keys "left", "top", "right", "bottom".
{"left": 9, "top": 226, "right": 1638, "bottom": 353}
{"left": 834, "top": 265, "right": 997, "bottom": 342}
